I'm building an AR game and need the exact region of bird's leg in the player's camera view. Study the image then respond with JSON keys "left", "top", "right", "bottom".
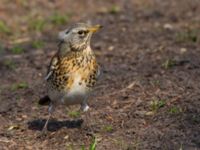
{"left": 80, "top": 103, "right": 90, "bottom": 112}
{"left": 80, "top": 101, "right": 94, "bottom": 136}
{"left": 42, "top": 102, "right": 54, "bottom": 133}
{"left": 80, "top": 102, "right": 90, "bottom": 126}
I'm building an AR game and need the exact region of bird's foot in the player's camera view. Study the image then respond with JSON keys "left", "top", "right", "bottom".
{"left": 37, "top": 129, "right": 48, "bottom": 138}
{"left": 80, "top": 104, "right": 89, "bottom": 112}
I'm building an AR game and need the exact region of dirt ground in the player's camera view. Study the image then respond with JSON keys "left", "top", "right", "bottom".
{"left": 0, "top": 0, "right": 200, "bottom": 149}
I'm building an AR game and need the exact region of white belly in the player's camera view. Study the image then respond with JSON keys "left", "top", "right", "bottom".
{"left": 68, "top": 75, "right": 87, "bottom": 96}
{"left": 48, "top": 74, "right": 89, "bottom": 106}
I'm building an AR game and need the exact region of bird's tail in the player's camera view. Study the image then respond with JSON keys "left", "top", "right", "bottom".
{"left": 38, "top": 95, "right": 51, "bottom": 105}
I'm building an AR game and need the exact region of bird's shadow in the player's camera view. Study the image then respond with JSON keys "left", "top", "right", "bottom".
{"left": 27, "top": 118, "right": 83, "bottom": 132}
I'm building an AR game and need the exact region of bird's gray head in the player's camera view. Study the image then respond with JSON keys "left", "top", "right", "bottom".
{"left": 58, "top": 23, "right": 102, "bottom": 51}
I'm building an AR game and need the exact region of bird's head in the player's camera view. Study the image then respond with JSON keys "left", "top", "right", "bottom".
{"left": 58, "top": 23, "right": 102, "bottom": 51}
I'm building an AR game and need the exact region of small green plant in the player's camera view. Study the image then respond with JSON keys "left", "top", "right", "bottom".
{"left": 32, "top": 40, "right": 45, "bottom": 49}
{"left": 89, "top": 137, "right": 97, "bottom": 150}
{"left": 109, "top": 5, "right": 121, "bottom": 14}
{"left": 169, "top": 106, "right": 182, "bottom": 114}
{"left": 179, "top": 143, "right": 183, "bottom": 150}
{"left": 29, "top": 18, "right": 45, "bottom": 32}
{"left": 11, "top": 82, "right": 29, "bottom": 91}
{"left": 11, "top": 45, "right": 24, "bottom": 54}
{"left": 150, "top": 99, "right": 165, "bottom": 112}
{"left": 17, "top": 0, "right": 28, "bottom": 7}
{"left": 68, "top": 111, "right": 80, "bottom": 118}
{"left": 162, "top": 59, "right": 176, "bottom": 69}
{"left": 3, "top": 60, "right": 16, "bottom": 70}
{"left": 81, "top": 137, "right": 97, "bottom": 150}
{"left": 190, "top": 115, "right": 200, "bottom": 124}
{"left": 0, "top": 43, "right": 5, "bottom": 54}
{"left": 0, "top": 43, "right": 4, "bottom": 54}
{"left": 0, "top": 20, "right": 10, "bottom": 34}
{"left": 81, "top": 145, "right": 85, "bottom": 150}
{"left": 50, "top": 12, "right": 69, "bottom": 25}
{"left": 103, "top": 125, "right": 113, "bottom": 132}
{"left": 176, "top": 29, "right": 199, "bottom": 43}
{"left": 151, "top": 80, "right": 160, "bottom": 86}
{"left": 65, "top": 143, "right": 74, "bottom": 150}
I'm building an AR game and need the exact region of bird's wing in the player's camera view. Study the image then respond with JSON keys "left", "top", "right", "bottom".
{"left": 97, "top": 64, "right": 101, "bottom": 79}
{"left": 45, "top": 55, "right": 59, "bottom": 80}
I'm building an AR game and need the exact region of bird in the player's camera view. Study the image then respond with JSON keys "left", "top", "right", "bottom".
{"left": 39, "top": 23, "right": 102, "bottom": 132}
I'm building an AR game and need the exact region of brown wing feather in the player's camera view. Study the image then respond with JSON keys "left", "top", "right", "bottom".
{"left": 45, "top": 54, "right": 59, "bottom": 80}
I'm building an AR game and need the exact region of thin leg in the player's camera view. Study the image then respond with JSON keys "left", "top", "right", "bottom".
{"left": 80, "top": 103, "right": 89, "bottom": 112}
{"left": 85, "top": 108, "right": 95, "bottom": 136}
{"left": 80, "top": 102, "right": 90, "bottom": 128}
{"left": 42, "top": 102, "right": 54, "bottom": 133}
{"left": 80, "top": 101, "right": 94, "bottom": 136}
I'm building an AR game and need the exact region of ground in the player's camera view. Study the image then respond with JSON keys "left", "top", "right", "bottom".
{"left": 0, "top": 0, "right": 200, "bottom": 149}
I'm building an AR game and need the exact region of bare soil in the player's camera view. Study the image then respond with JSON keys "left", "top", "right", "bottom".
{"left": 0, "top": 0, "right": 200, "bottom": 149}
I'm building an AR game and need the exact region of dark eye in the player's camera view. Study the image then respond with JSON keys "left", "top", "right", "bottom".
{"left": 65, "top": 30, "right": 69, "bottom": 34}
{"left": 78, "top": 30, "right": 89, "bottom": 35}
{"left": 78, "top": 30, "right": 84, "bottom": 35}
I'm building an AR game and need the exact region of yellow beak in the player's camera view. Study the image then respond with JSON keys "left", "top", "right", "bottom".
{"left": 88, "top": 24, "right": 103, "bottom": 33}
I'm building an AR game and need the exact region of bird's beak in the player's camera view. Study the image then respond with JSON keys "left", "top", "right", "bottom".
{"left": 88, "top": 25, "right": 103, "bottom": 33}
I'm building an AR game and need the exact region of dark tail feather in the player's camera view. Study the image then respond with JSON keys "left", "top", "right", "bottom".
{"left": 38, "top": 95, "right": 51, "bottom": 105}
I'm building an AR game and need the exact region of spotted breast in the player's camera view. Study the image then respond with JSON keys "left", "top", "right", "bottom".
{"left": 45, "top": 47, "right": 100, "bottom": 106}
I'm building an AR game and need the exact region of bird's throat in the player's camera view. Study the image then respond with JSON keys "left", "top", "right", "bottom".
{"left": 58, "top": 42, "right": 92, "bottom": 58}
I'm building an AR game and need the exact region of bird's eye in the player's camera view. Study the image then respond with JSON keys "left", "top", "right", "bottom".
{"left": 78, "top": 30, "right": 84, "bottom": 35}
{"left": 65, "top": 30, "right": 69, "bottom": 34}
